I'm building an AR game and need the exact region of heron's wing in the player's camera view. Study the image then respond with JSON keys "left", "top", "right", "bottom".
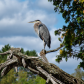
{"left": 39, "top": 23, "right": 51, "bottom": 48}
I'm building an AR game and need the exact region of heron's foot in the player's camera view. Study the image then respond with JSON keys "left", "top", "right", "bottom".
{"left": 42, "top": 49, "right": 46, "bottom": 54}
{"left": 40, "top": 49, "right": 46, "bottom": 56}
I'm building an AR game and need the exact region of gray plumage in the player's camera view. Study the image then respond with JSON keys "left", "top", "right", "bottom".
{"left": 29, "top": 20, "right": 51, "bottom": 49}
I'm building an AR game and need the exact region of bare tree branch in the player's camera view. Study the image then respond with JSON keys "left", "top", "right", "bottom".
{"left": 28, "top": 66, "right": 39, "bottom": 74}
{"left": 40, "top": 49, "right": 49, "bottom": 63}
{"left": 46, "top": 45, "right": 64, "bottom": 54}
{"left": 0, "top": 58, "right": 18, "bottom": 71}
{"left": 37, "top": 67, "right": 63, "bottom": 84}
{"left": 0, "top": 48, "right": 84, "bottom": 84}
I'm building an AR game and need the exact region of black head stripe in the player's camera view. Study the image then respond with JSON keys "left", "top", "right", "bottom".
{"left": 35, "top": 20, "right": 40, "bottom": 21}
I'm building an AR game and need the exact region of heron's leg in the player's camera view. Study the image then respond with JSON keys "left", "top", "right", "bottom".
{"left": 43, "top": 40, "right": 46, "bottom": 50}
{"left": 44, "top": 43, "right": 45, "bottom": 50}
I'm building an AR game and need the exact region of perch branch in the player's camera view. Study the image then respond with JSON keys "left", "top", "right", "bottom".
{"left": 40, "top": 49, "right": 49, "bottom": 63}
{"left": 46, "top": 45, "right": 64, "bottom": 54}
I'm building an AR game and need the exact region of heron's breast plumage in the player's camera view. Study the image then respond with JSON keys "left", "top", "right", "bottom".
{"left": 34, "top": 23, "right": 39, "bottom": 35}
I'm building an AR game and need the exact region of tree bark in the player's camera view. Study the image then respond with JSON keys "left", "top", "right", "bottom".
{"left": 0, "top": 48, "right": 84, "bottom": 84}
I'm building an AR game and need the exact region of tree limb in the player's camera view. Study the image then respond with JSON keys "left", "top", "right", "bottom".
{"left": 0, "top": 58, "right": 18, "bottom": 72}
{"left": 0, "top": 48, "right": 84, "bottom": 84}
{"left": 28, "top": 66, "right": 39, "bottom": 74}
{"left": 37, "top": 66, "right": 63, "bottom": 84}
{"left": 46, "top": 45, "right": 64, "bottom": 54}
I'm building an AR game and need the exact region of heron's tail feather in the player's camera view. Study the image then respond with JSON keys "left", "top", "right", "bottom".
{"left": 47, "top": 36, "right": 51, "bottom": 48}
{"left": 47, "top": 41, "right": 51, "bottom": 48}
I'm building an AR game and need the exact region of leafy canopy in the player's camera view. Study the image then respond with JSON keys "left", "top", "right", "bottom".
{"left": 48, "top": 0, "right": 84, "bottom": 68}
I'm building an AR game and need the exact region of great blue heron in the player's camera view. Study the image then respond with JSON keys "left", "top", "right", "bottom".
{"left": 28, "top": 20, "right": 51, "bottom": 50}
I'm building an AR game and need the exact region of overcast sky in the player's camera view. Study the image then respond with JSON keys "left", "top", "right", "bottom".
{"left": 0, "top": 0, "right": 82, "bottom": 74}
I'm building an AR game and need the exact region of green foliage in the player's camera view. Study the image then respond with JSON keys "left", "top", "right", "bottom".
{"left": 25, "top": 50, "right": 38, "bottom": 56}
{"left": 54, "top": 30, "right": 61, "bottom": 35}
{"left": 0, "top": 44, "right": 11, "bottom": 62}
{"left": 71, "top": 66, "right": 84, "bottom": 80}
{"left": 1, "top": 44, "right": 11, "bottom": 52}
{"left": 0, "top": 69, "right": 16, "bottom": 84}
{"left": 21, "top": 48, "right": 25, "bottom": 54}
{"left": 26, "top": 76, "right": 46, "bottom": 84}
{"left": 21, "top": 48, "right": 38, "bottom": 56}
{"left": 15, "top": 70, "right": 28, "bottom": 84}
{"left": 49, "top": 0, "right": 84, "bottom": 68}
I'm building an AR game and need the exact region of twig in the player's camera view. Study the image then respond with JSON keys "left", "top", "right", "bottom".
{"left": 46, "top": 45, "right": 64, "bottom": 54}
{"left": 13, "top": 52, "right": 39, "bottom": 59}
{"left": 46, "top": 77, "right": 50, "bottom": 84}
{"left": 22, "top": 58, "right": 26, "bottom": 68}
{"left": 28, "top": 66, "right": 39, "bottom": 74}
{"left": 0, "top": 51, "right": 11, "bottom": 55}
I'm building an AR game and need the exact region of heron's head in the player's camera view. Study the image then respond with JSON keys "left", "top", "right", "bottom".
{"left": 28, "top": 20, "right": 41, "bottom": 23}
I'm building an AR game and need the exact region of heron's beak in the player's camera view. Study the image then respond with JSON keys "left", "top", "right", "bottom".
{"left": 28, "top": 21, "right": 36, "bottom": 23}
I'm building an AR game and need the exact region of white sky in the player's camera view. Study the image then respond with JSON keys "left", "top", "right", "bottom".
{"left": 0, "top": 0, "right": 82, "bottom": 74}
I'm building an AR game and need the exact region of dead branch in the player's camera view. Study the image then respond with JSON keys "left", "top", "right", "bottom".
{"left": 46, "top": 45, "right": 64, "bottom": 54}
{"left": 37, "top": 67, "right": 63, "bottom": 84}
{"left": 0, "top": 48, "right": 84, "bottom": 84}
{"left": 40, "top": 49, "right": 49, "bottom": 63}
{"left": 28, "top": 66, "right": 39, "bottom": 74}
{"left": 0, "top": 58, "right": 18, "bottom": 71}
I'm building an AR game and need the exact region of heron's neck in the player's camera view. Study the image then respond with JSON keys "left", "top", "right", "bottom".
{"left": 34, "top": 22, "right": 42, "bottom": 28}
{"left": 34, "top": 22, "right": 41, "bottom": 35}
